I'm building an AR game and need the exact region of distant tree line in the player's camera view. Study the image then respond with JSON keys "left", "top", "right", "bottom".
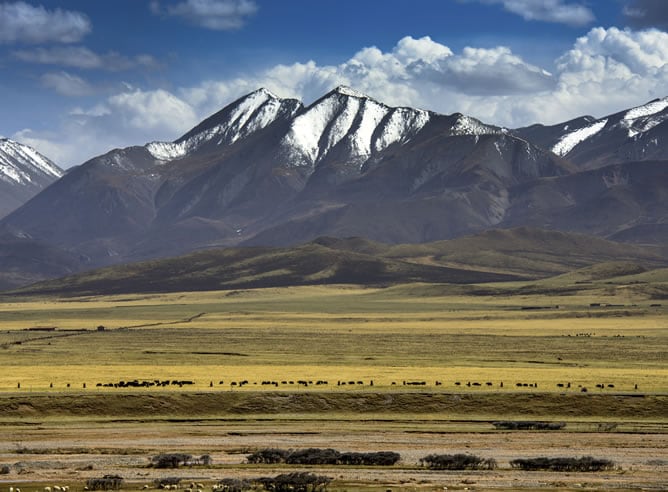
{"left": 246, "top": 448, "right": 400, "bottom": 466}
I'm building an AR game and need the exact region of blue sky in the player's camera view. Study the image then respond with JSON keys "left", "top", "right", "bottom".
{"left": 1, "top": 0, "right": 668, "bottom": 168}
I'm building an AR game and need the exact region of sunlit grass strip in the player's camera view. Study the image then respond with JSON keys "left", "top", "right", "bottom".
{"left": 2, "top": 364, "right": 665, "bottom": 393}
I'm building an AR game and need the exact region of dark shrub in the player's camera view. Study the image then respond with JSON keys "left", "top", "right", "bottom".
{"left": 86, "top": 475, "right": 124, "bottom": 490}
{"left": 248, "top": 448, "right": 400, "bottom": 467}
{"left": 286, "top": 448, "right": 340, "bottom": 465}
{"left": 256, "top": 472, "right": 330, "bottom": 492}
{"left": 338, "top": 452, "right": 400, "bottom": 466}
{"left": 246, "top": 448, "right": 291, "bottom": 464}
{"left": 419, "top": 454, "right": 496, "bottom": 470}
{"left": 150, "top": 453, "right": 192, "bottom": 468}
{"left": 215, "top": 479, "right": 251, "bottom": 492}
{"left": 153, "top": 477, "right": 181, "bottom": 488}
{"left": 510, "top": 456, "right": 614, "bottom": 472}
{"left": 0, "top": 465, "right": 10, "bottom": 474}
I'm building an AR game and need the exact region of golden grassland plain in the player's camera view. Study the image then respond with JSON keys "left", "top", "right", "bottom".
{"left": 0, "top": 282, "right": 667, "bottom": 491}
{"left": 0, "top": 283, "right": 666, "bottom": 393}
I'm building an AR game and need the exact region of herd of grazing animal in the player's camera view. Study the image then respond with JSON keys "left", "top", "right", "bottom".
{"left": 14, "top": 378, "right": 637, "bottom": 392}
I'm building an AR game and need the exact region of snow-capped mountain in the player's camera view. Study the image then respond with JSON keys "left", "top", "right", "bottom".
{"left": 515, "top": 97, "right": 668, "bottom": 168}
{"left": 0, "top": 138, "right": 63, "bottom": 217}
{"left": 1, "top": 87, "right": 666, "bottom": 289}
{"left": 280, "top": 86, "right": 432, "bottom": 168}
{"left": 146, "top": 88, "right": 303, "bottom": 161}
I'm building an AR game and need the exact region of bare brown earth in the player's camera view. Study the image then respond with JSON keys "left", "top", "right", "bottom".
{"left": 0, "top": 392, "right": 667, "bottom": 420}
{"left": 0, "top": 392, "right": 666, "bottom": 491}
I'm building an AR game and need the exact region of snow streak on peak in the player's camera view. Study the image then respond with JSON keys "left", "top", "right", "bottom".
{"left": 620, "top": 97, "right": 668, "bottom": 138}
{"left": 147, "top": 90, "right": 301, "bottom": 161}
{"left": 624, "top": 98, "right": 668, "bottom": 121}
{"left": 0, "top": 138, "right": 63, "bottom": 185}
{"left": 552, "top": 119, "right": 607, "bottom": 156}
{"left": 281, "top": 90, "right": 430, "bottom": 167}
{"left": 451, "top": 115, "right": 500, "bottom": 136}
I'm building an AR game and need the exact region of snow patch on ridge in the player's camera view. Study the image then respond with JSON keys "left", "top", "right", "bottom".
{"left": 282, "top": 90, "right": 433, "bottom": 166}
{"left": 374, "top": 108, "right": 430, "bottom": 153}
{"left": 349, "top": 99, "right": 388, "bottom": 159}
{"left": 552, "top": 119, "right": 608, "bottom": 156}
{"left": 145, "top": 141, "right": 189, "bottom": 161}
{"left": 624, "top": 98, "right": 668, "bottom": 121}
{"left": 619, "top": 98, "right": 668, "bottom": 138}
{"left": 322, "top": 96, "right": 360, "bottom": 156}
{"left": 451, "top": 115, "right": 499, "bottom": 136}
{"left": 283, "top": 94, "right": 342, "bottom": 164}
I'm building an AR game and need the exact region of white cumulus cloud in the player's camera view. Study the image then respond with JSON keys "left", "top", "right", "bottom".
{"left": 0, "top": 1, "right": 91, "bottom": 44}
{"left": 108, "top": 89, "right": 199, "bottom": 135}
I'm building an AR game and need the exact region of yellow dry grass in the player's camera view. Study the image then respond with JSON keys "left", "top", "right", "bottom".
{"left": 1, "top": 284, "right": 666, "bottom": 393}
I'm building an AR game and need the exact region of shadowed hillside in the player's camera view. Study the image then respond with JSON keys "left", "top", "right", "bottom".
{"left": 6, "top": 228, "right": 667, "bottom": 297}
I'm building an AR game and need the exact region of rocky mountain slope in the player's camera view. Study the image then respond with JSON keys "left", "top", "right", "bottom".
{"left": 0, "top": 138, "right": 63, "bottom": 218}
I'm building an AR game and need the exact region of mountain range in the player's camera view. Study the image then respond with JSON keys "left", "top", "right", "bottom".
{"left": 1, "top": 87, "right": 667, "bottom": 290}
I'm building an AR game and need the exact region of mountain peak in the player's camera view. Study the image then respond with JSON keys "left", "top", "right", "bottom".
{"left": 332, "top": 85, "right": 369, "bottom": 99}
{"left": 146, "top": 88, "right": 303, "bottom": 161}
{"left": 249, "top": 87, "right": 280, "bottom": 99}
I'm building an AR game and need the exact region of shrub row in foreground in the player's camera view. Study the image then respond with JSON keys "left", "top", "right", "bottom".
{"left": 510, "top": 456, "right": 615, "bottom": 472}
{"left": 419, "top": 454, "right": 497, "bottom": 470}
{"left": 246, "top": 448, "right": 400, "bottom": 466}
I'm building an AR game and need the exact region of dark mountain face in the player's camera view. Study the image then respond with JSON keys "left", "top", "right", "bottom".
{"left": 0, "top": 138, "right": 64, "bottom": 218}
{"left": 502, "top": 160, "right": 668, "bottom": 242}
{"left": 0, "top": 88, "right": 666, "bottom": 289}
